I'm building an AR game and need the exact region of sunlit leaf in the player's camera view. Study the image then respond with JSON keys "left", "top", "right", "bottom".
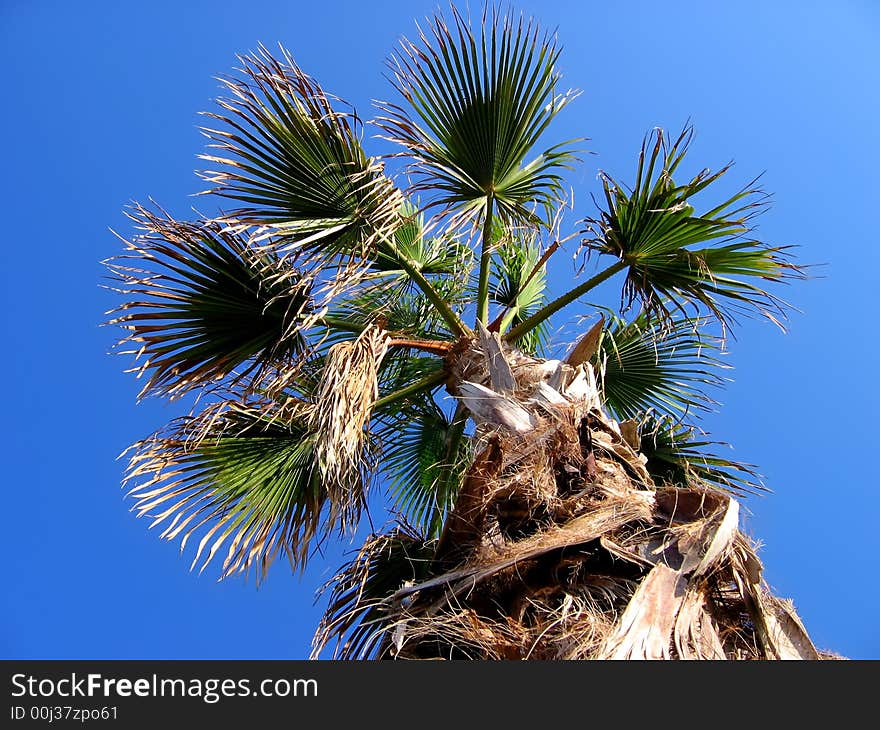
{"left": 582, "top": 126, "right": 803, "bottom": 330}
{"left": 327, "top": 278, "right": 462, "bottom": 341}
{"left": 369, "top": 201, "right": 472, "bottom": 278}
{"left": 124, "top": 400, "right": 338, "bottom": 582}
{"left": 199, "top": 45, "right": 401, "bottom": 260}
{"left": 595, "top": 311, "right": 726, "bottom": 421}
{"left": 489, "top": 227, "right": 549, "bottom": 354}
{"left": 378, "top": 6, "right": 578, "bottom": 226}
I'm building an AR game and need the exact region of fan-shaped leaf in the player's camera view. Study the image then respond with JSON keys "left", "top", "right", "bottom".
{"left": 125, "top": 400, "right": 336, "bottom": 581}
{"left": 326, "top": 277, "right": 467, "bottom": 349}
{"left": 582, "top": 126, "right": 803, "bottom": 330}
{"left": 377, "top": 399, "right": 469, "bottom": 537}
{"left": 199, "top": 45, "right": 401, "bottom": 259}
{"left": 638, "top": 414, "right": 763, "bottom": 497}
{"left": 106, "top": 205, "right": 312, "bottom": 399}
{"left": 379, "top": 6, "right": 578, "bottom": 225}
{"left": 595, "top": 311, "right": 726, "bottom": 421}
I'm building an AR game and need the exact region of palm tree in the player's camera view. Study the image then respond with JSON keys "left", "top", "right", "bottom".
{"left": 107, "top": 5, "right": 827, "bottom": 659}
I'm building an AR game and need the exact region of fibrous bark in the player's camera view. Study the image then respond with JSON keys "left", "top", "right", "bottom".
{"left": 316, "top": 331, "right": 826, "bottom": 660}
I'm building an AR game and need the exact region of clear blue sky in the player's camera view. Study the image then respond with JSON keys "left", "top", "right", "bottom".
{"left": 2, "top": 0, "right": 877, "bottom": 659}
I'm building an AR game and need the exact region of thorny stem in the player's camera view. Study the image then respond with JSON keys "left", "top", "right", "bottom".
{"left": 487, "top": 238, "right": 562, "bottom": 333}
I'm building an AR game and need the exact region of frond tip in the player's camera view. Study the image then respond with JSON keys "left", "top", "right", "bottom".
{"left": 378, "top": 4, "right": 579, "bottom": 225}
{"left": 639, "top": 414, "right": 764, "bottom": 497}
{"left": 124, "top": 400, "right": 326, "bottom": 582}
{"left": 199, "top": 43, "right": 402, "bottom": 258}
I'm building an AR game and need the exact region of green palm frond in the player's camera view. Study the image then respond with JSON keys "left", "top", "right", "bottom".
{"left": 376, "top": 355, "right": 445, "bottom": 400}
{"left": 595, "top": 311, "right": 726, "bottom": 421}
{"left": 582, "top": 126, "right": 803, "bottom": 329}
{"left": 327, "top": 277, "right": 466, "bottom": 343}
{"left": 369, "top": 202, "right": 473, "bottom": 278}
{"left": 312, "top": 525, "right": 435, "bottom": 659}
{"left": 106, "top": 205, "right": 312, "bottom": 399}
{"left": 199, "top": 44, "right": 401, "bottom": 259}
{"left": 638, "top": 414, "right": 763, "bottom": 497}
{"left": 378, "top": 399, "right": 469, "bottom": 537}
{"left": 489, "top": 229, "right": 548, "bottom": 354}
{"left": 124, "top": 399, "right": 337, "bottom": 582}
{"left": 378, "top": 5, "right": 578, "bottom": 226}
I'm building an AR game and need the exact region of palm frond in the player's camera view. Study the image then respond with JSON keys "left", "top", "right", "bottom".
{"left": 312, "top": 525, "right": 435, "bottom": 659}
{"left": 489, "top": 227, "right": 549, "bottom": 354}
{"left": 378, "top": 399, "right": 470, "bottom": 537}
{"left": 638, "top": 414, "right": 763, "bottom": 497}
{"left": 376, "top": 354, "right": 445, "bottom": 400}
{"left": 378, "top": 5, "right": 578, "bottom": 226}
{"left": 105, "top": 204, "right": 312, "bottom": 399}
{"left": 594, "top": 311, "right": 726, "bottom": 421}
{"left": 125, "top": 399, "right": 330, "bottom": 581}
{"left": 325, "top": 276, "right": 468, "bottom": 349}
{"left": 369, "top": 202, "right": 473, "bottom": 278}
{"left": 199, "top": 44, "right": 401, "bottom": 265}
{"left": 582, "top": 126, "right": 804, "bottom": 330}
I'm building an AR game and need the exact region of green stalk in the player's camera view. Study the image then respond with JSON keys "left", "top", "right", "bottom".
{"left": 373, "top": 369, "right": 447, "bottom": 410}
{"left": 503, "top": 260, "right": 627, "bottom": 343}
{"left": 318, "top": 316, "right": 368, "bottom": 334}
{"left": 375, "top": 227, "right": 469, "bottom": 338}
{"left": 476, "top": 196, "right": 495, "bottom": 325}
{"left": 396, "top": 255, "right": 470, "bottom": 338}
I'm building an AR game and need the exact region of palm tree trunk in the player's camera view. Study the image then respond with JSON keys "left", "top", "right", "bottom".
{"left": 382, "top": 326, "right": 822, "bottom": 660}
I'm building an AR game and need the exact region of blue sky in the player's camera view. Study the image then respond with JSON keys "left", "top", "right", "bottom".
{"left": 2, "top": 0, "right": 877, "bottom": 659}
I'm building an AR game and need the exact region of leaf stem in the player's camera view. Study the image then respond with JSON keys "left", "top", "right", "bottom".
{"left": 388, "top": 338, "right": 454, "bottom": 355}
{"left": 373, "top": 369, "right": 447, "bottom": 410}
{"left": 503, "top": 259, "right": 627, "bottom": 342}
{"left": 371, "top": 225, "right": 469, "bottom": 338}
{"left": 397, "top": 256, "right": 471, "bottom": 338}
{"left": 476, "top": 196, "right": 495, "bottom": 325}
{"left": 318, "top": 316, "right": 368, "bottom": 333}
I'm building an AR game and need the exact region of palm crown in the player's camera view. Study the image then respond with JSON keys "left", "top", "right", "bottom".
{"left": 107, "top": 5, "right": 815, "bottom": 660}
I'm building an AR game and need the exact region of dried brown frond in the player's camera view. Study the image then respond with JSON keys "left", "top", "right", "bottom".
{"left": 311, "top": 524, "right": 435, "bottom": 660}
{"left": 312, "top": 324, "right": 390, "bottom": 528}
